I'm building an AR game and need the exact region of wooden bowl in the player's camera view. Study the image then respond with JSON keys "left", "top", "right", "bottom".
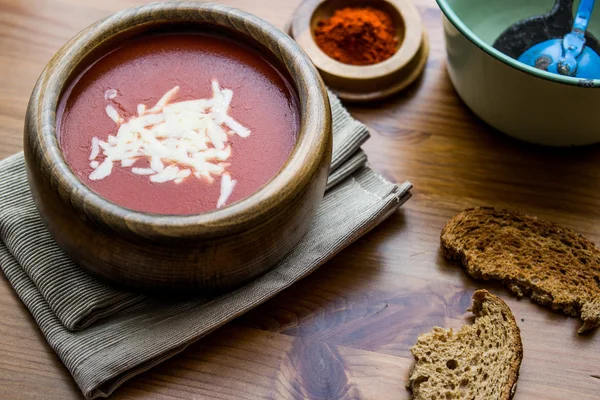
{"left": 23, "top": 1, "right": 332, "bottom": 292}
{"left": 291, "top": 0, "right": 429, "bottom": 102}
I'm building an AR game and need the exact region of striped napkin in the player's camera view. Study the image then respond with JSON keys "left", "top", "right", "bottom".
{"left": 0, "top": 93, "right": 411, "bottom": 399}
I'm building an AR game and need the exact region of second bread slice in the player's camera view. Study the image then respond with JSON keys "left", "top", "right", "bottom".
{"left": 442, "top": 207, "right": 600, "bottom": 333}
{"left": 407, "top": 290, "right": 523, "bottom": 400}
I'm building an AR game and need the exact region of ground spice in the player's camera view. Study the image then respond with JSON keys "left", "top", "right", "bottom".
{"left": 314, "top": 7, "right": 398, "bottom": 66}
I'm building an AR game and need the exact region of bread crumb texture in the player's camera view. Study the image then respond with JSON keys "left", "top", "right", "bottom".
{"left": 441, "top": 207, "right": 600, "bottom": 333}
{"left": 407, "top": 290, "right": 523, "bottom": 400}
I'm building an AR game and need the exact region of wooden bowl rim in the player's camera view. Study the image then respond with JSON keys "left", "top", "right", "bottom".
{"left": 29, "top": 1, "right": 331, "bottom": 239}
{"left": 330, "top": 30, "right": 429, "bottom": 102}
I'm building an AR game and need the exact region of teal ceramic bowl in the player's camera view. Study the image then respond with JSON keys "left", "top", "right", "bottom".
{"left": 437, "top": 0, "right": 600, "bottom": 146}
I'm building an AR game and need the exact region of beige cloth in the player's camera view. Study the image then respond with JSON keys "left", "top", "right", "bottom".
{"left": 0, "top": 93, "right": 411, "bottom": 399}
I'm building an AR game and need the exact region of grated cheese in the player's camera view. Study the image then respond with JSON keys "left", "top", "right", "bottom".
{"left": 131, "top": 167, "right": 155, "bottom": 175}
{"left": 89, "top": 137, "right": 100, "bottom": 160}
{"left": 216, "top": 173, "right": 237, "bottom": 209}
{"left": 104, "top": 89, "right": 118, "bottom": 100}
{"left": 89, "top": 80, "right": 250, "bottom": 209}
{"left": 105, "top": 105, "right": 123, "bottom": 125}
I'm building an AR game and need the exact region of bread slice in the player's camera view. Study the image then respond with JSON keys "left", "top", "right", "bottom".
{"left": 441, "top": 207, "right": 600, "bottom": 333}
{"left": 407, "top": 290, "right": 523, "bottom": 400}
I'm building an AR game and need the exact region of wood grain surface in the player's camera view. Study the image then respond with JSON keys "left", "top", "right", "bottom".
{"left": 0, "top": 0, "right": 599, "bottom": 399}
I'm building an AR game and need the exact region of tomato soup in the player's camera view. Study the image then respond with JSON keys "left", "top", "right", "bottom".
{"left": 58, "top": 33, "right": 299, "bottom": 215}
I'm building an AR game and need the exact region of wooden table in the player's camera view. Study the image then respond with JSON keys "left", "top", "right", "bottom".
{"left": 1, "top": 0, "right": 599, "bottom": 399}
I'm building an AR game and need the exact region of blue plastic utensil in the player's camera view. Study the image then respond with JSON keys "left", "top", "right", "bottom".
{"left": 518, "top": 0, "right": 600, "bottom": 78}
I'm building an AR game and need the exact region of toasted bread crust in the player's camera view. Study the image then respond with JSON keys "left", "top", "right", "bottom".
{"left": 442, "top": 207, "right": 600, "bottom": 333}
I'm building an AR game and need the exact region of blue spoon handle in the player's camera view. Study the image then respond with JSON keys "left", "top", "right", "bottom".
{"left": 557, "top": 0, "right": 596, "bottom": 75}
{"left": 574, "top": 0, "right": 595, "bottom": 32}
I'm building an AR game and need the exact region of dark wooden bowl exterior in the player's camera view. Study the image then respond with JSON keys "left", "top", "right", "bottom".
{"left": 23, "top": 1, "right": 332, "bottom": 292}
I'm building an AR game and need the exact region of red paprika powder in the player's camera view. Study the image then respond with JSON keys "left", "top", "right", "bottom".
{"left": 314, "top": 7, "right": 399, "bottom": 66}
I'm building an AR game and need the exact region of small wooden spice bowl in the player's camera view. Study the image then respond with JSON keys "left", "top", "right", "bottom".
{"left": 24, "top": 2, "right": 332, "bottom": 292}
{"left": 291, "top": 0, "right": 429, "bottom": 102}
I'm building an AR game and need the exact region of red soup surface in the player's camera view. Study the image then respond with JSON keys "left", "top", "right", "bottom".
{"left": 58, "top": 32, "right": 299, "bottom": 215}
